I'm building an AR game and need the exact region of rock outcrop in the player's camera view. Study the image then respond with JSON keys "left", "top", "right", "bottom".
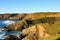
{"left": 4, "top": 35, "right": 20, "bottom": 40}
{"left": 4, "top": 13, "right": 60, "bottom": 40}
{"left": 22, "top": 24, "right": 50, "bottom": 40}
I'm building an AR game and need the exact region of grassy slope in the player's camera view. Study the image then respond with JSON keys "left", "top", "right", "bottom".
{"left": 40, "top": 17, "right": 60, "bottom": 40}
{"left": 23, "top": 13, "right": 60, "bottom": 40}
{"left": 6, "top": 13, "right": 60, "bottom": 40}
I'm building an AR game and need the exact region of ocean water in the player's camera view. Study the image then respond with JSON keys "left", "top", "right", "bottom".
{"left": 0, "top": 20, "right": 15, "bottom": 28}
{"left": 0, "top": 20, "right": 22, "bottom": 40}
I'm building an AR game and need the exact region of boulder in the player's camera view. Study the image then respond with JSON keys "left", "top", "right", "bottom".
{"left": 4, "top": 35, "right": 20, "bottom": 40}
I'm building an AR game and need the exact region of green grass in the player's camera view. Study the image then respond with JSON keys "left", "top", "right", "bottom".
{"left": 32, "top": 17, "right": 60, "bottom": 35}
{"left": 30, "top": 17, "right": 60, "bottom": 40}
{"left": 41, "top": 17, "right": 60, "bottom": 35}
{"left": 6, "top": 13, "right": 60, "bottom": 40}
{"left": 41, "top": 34, "right": 60, "bottom": 40}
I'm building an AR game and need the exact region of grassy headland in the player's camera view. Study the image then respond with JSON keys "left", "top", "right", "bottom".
{"left": 1, "top": 12, "right": 60, "bottom": 40}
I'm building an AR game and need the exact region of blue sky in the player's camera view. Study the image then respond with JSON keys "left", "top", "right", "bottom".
{"left": 0, "top": 0, "right": 60, "bottom": 13}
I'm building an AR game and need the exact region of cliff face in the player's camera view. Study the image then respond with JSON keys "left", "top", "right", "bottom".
{"left": 6, "top": 13, "right": 60, "bottom": 32}
{"left": 0, "top": 14, "right": 10, "bottom": 19}
{"left": 0, "top": 13, "right": 60, "bottom": 20}
{"left": 6, "top": 20, "right": 29, "bottom": 31}
{"left": 22, "top": 24, "right": 50, "bottom": 40}
{"left": 2, "top": 12, "right": 60, "bottom": 40}
{"left": 0, "top": 14, "right": 26, "bottom": 20}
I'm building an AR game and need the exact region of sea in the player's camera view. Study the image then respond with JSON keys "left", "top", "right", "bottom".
{"left": 0, "top": 20, "right": 22, "bottom": 40}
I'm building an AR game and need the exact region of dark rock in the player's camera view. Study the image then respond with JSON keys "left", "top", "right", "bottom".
{"left": 4, "top": 35, "right": 20, "bottom": 40}
{"left": 56, "top": 37, "right": 60, "bottom": 40}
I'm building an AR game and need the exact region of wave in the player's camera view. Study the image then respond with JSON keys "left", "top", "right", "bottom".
{"left": 2, "top": 20, "right": 15, "bottom": 25}
{"left": 0, "top": 32, "right": 6, "bottom": 39}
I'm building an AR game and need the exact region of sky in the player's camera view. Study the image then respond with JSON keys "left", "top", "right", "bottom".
{"left": 0, "top": 0, "right": 60, "bottom": 13}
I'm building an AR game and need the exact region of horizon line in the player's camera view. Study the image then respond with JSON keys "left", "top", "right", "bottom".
{"left": 0, "top": 11, "right": 60, "bottom": 14}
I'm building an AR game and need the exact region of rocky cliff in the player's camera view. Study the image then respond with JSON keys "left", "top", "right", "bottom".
{"left": 1, "top": 12, "right": 60, "bottom": 40}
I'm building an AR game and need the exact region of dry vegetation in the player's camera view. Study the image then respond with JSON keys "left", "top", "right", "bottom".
{"left": 1, "top": 12, "right": 60, "bottom": 40}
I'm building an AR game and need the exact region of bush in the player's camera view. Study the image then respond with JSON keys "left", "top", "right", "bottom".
{"left": 45, "top": 17, "right": 56, "bottom": 24}
{"left": 39, "top": 17, "right": 56, "bottom": 24}
{"left": 33, "top": 17, "right": 56, "bottom": 25}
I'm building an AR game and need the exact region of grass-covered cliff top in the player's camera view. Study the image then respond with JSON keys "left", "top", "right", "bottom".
{"left": 1, "top": 12, "right": 60, "bottom": 40}
{"left": 0, "top": 12, "right": 60, "bottom": 20}
{"left": 5, "top": 12, "right": 60, "bottom": 34}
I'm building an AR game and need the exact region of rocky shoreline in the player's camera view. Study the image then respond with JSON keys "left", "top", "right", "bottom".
{"left": 0, "top": 13, "right": 60, "bottom": 40}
